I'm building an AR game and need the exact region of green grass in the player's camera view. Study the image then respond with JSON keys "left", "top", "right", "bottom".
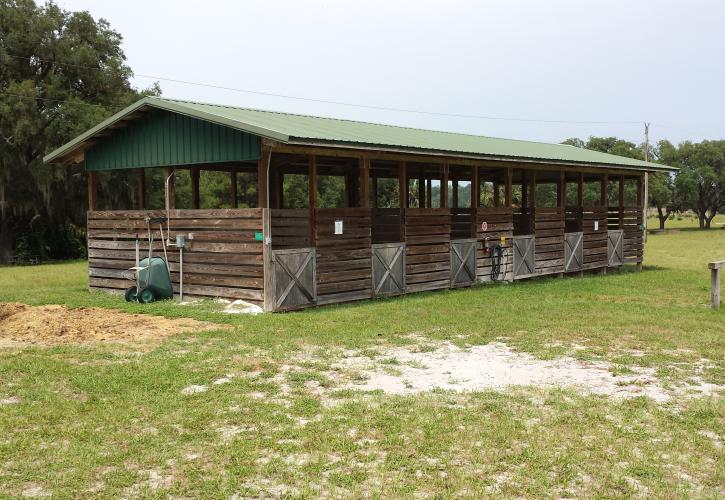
{"left": 0, "top": 227, "right": 723, "bottom": 497}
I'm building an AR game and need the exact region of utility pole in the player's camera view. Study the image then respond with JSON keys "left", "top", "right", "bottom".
{"left": 643, "top": 122, "right": 650, "bottom": 243}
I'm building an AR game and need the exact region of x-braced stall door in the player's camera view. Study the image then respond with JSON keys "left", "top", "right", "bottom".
{"left": 372, "top": 242, "right": 405, "bottom": 296}
{"left": 564, "top": 232, "right": 584, "bottom": 272}
{"left": 450, "top": 239, "right": 477, "bottom": 287}
{"left": 607, "top": 229, "right": 624, "bottom": 267}
{"left": 272, "top": 248, "right": 316, "bottom": 311}
{"left": 512, "top": 235, "right": 535, "bottom": 278}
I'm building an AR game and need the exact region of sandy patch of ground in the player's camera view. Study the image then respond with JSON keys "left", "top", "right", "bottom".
{"left": 0, "top": 303, "right": 223, "bottom": 346}
{"left": 332, "top": 342, "right": 720, "bottom": 402}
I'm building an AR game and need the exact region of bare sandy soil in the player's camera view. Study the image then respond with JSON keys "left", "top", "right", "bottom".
{"left": 0, "top": 303, "right": 223, "bottom": 346}
{"left": 332, "top": 342, "right": 720, "bottom": 402}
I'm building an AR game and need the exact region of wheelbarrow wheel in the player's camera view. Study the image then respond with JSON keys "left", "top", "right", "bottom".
{"left": 137, "top": 287, "right": 156, "bottom": 304}
{"left": 124, "top": 286, "right": 138, "bottom": 302}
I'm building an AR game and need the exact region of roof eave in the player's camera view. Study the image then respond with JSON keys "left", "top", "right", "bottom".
{"left": 284, "top": 138, "right": 677, "bottom": 173}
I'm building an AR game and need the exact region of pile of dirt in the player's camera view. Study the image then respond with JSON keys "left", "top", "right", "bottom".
{"left": 0, "top": 303, "right": 224, "bottom": 346}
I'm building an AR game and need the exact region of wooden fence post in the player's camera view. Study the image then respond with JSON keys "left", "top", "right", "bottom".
{"left": 710, "top": 261, "right": 724, "bottom": 309}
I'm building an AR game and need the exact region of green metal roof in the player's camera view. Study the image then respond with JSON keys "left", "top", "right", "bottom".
{"left": 44, "top": 96, "right": 674, "bottom": 172}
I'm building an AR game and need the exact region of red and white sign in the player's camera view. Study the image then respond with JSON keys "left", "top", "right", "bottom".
{"left": 481, "top": 221, "right": 488, "bottom": 232}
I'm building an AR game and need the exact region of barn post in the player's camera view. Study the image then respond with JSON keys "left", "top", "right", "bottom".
{"left": 164, "top": 166, "right": 175, "bottom": 210}
{"left": 636, "top": 175, "right": 644, "bottom": 271}
{"left": 360, "top": 157, "right": 370, "bottom": 208}
{"left": 441, "top": 161, "right": 449, "bottom": 208}
{"left": 257, "top": 146, "right": 270, "bottom": 208}
{"left": 371, "top": 174, "right": 378, "bottom": 208}
{"left": 309, "top": 155, "right": 317, "bottom": 246}
{"left": 529, "top": 170, "right": 536, "bottom": 234}
{"left": 618, "top": 175, "right": 625, "bottom": 229}
{"left": 577, "top": 172, "right": 584, "bottom": 232}
{"left": 471, "top": 165, "right": 479, "bottom": 238}
{"left": 418, "top": 171, "right": 425, "bottom": 208}
{"left": 399, "top": 161, "right": 407, "bottom": 241}
{"left": 505, "top": 168, "right": 513, "bottom": 207}
{"left": 87, "top": 170, "right": 97, "bottom": 211}
{"left": 600, "top": 173, "right": 608, "bottom": 274}
{"left": 191, "top": 167, "right": 200, "bottom": 209}
{"left": 262, "top": 208, "right": 275, "bottom": 312}
{"left": 230, "top": 171, "right": 238, "bottom": 208}
{"left": 137, "top": 168, "right": 146, "bottom": 209}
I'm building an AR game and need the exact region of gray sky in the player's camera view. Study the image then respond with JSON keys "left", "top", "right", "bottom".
{"left": 55, "top": 0, "right": 723, "bottom": 147}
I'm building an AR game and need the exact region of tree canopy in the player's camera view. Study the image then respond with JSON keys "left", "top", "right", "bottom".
{"left": 0, "top": 0, "right": 158, "bottom": 261}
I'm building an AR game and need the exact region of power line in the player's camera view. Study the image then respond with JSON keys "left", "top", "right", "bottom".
{"left": 4, "top": 53, "right": 644, "bottom": 126}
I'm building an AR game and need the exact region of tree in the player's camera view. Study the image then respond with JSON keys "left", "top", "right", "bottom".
{"left": 659, "top": 140, "right": 725, "bottom": 229}
{"left": 562, "top": 136, "right": 645, "bottom": 160}
{"left": 648, "top": 172, "right": 676, "bottom": 230}
{"left": 0, "top": 0, "right": 159, "bottom": 261}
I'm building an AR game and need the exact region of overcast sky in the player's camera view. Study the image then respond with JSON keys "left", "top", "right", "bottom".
{"left": 55, "top": 0, "right": 723, "bottom": 147}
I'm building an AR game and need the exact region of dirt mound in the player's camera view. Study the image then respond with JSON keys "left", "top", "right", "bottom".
{"left": 0, "top": 303, "right": 224, "bottom": 346}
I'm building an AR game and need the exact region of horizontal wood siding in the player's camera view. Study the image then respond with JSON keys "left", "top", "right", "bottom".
{"left": 622, "top": 206, "right": 644, "bottom": 264}
{"left": 582, "top": 207, "right": 608, "bottom": 270}
{"left": 534, "top": 207, "right": 565, "bottom": 275}
{"left": 271, "top": 209, "right": 311, "bottom": 249}
{"left": 404, "top": 208, "right": 451, "bottom": 293}
{"left": 475, "top": 207, "right": 513, "bottom": 283}
{"left": 87, "top": 209, "right": 264, "bottom": 304}
{"left": 314, "top": 208, "right": 373, "bottom": 305}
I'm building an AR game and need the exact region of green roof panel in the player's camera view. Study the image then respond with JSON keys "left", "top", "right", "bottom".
{"left": 44, "top": 96, "right": 674, "bottom": 172}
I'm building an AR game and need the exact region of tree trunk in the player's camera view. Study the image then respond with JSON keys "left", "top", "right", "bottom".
{"left": 657, "top": 206, "right": 668, "bottom": 230}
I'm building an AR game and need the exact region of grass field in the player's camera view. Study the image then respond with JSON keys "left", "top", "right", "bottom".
{"left": 0, "top": 220, "right": 723, "bottom": 498}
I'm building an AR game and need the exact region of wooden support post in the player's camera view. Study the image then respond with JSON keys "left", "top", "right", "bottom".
{"left": 262, "top": 208, "right": 275, "bottom": 312}
{"left": 618, "top": 175, "right": 625, "bottom": 229}
{"left": 190, "top": 167, "right": 200, "bottom": 209}
{"left": 472, "top": 167, "right": 479, "bottom": 209}
{"left": 530, "top": 170, "right": 536, "bottom": 234}
{"left": 471, "top": 165, "right": 479, "bottom": 238}
{"left": 230, "top": 171, "right": 238, "bottom": 208}
{"left": 360, "top": 157, "right": 370, "bottom": 208}
{"left": 441, "top": 162, "right": 449, "bottom": 208}
{"left": 399, "top": 161, "right": 407, "bottom": 242}
{"left": 426, "top": 177, "right": 432, "bottom": 208}
{"left": 452, "top": 178, "right": 459, "bottom": 209}
{"left": 372, "top": 175, "right": 378, "bottom": 208}
{"left": 137, "top": 169, "right": 146, "bottom": 209}
{"left": 164, "top": 166, "right": 175, "bottom": 210}
{"left": 399, "top": 161, "right": 408, "bottom": 209}
{"left": 505, "top": 168, "right": 513, "bottom": 207}
{"left": 557, "top": 171, "right": 565, "bottom": 208}
{"left": 257, "top": 147, "right": 270, "bottom": 208}
{"left": 275, "top": 171, "right": 284, "bottom": 209}
{"left": 309, "top": 155, "right": 317, "bottom": 246}
{"left": 578, "top": 172, "right": 584, "bottom": 232}
{"left": 493, "top": 181, "right": 500, "bottom": 208}
{"left": 521, "top": 170, "right": 528, "bottom": 211}
{"left": 601, "top": 174, "right": 608, "bottom": 207}
{"left": 710, "top": 261, "right": 723, "bottom": 309}
{"left": 87, "top": 170, "right": 97, "bottom": 211}
{"left": 418, "top": 173, "right": 425, "bottom": 208}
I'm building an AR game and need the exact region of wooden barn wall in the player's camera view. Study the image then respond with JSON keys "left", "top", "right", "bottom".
{"left": 404, "top": 208, "right": 452, "bottom": 293}
{"left": 271, "top": 209, "right": 310, "bottom": 249}
{"left": 582, "top": 207, "right": 609, "bottom": 269}
{"left": 533, "top": 207, "right": 565, "bottom": 275}
{"left": 475, "top": 207, "right": 514, "bottom": 282}
{"left": 314, "top": 208, "right": 373, "bottom": 305}
{"left": 87, "top": 209, "right": 264, "bottom": 304}
{"left": 622, "top": 206, "right": 644, "bottom": 263}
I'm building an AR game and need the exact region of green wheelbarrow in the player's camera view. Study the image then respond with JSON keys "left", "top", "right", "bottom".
{"left": 125, "top": 256, "right": 173, "bottom": 303}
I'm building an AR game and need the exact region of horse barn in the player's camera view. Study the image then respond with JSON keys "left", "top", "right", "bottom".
{"left": 44, "top": 97, "right": 673, "bottom": 312}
